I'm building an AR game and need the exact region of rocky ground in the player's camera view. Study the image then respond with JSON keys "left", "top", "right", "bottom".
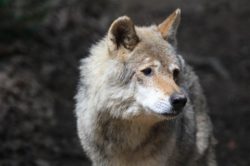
{"left": 0, "top": 0, "right": 249, "bottom": 166}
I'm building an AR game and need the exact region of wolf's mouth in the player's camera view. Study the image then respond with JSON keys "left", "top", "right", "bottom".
{"left": 159, "top": 109, "right": 182, "bottom": 118}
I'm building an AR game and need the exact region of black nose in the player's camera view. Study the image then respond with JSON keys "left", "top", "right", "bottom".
{"left": 170, "top": 93, "right": 187, "bottom": 111}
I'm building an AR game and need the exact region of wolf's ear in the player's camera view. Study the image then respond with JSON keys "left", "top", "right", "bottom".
{"left": 158, "top": 9, "right": 181, "bottom": 47}
{"left": 108, "top": 16, "right": 139, "bottom": 52}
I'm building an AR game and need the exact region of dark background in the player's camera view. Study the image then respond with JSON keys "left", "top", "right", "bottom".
{"left": 0, "top": 0, "right": 249, "bottom": 166}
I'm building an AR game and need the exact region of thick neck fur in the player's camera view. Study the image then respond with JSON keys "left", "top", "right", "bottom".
{"left": 93, "top": 110, "right": 178, "bottom": 165}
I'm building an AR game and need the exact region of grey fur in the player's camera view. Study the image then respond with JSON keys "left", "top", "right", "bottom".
{"left": 75, "top": 13, "right": 217, "bottom": 166}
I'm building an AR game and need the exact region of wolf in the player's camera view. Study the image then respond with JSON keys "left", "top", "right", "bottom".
{"left": 75, "top": 9, "right": 217, "bottom": 166}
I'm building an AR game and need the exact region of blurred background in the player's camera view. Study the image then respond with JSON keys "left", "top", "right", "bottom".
{"left": 0, "top": 0, "right": 249, "bottom": 166}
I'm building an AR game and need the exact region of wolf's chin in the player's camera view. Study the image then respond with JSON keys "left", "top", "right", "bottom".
{"left": 160, "top": 112, "right": 180, "bottom": 120}
{"left": 149, "top": 107, "right": 182, "bottom": 120}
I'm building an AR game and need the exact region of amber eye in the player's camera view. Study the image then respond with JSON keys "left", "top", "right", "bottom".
{"left": 173, "top": 68, "right": 180, "bottom": 81}
{"left": 141, "top": 68, "right": 152, "bottom": 76}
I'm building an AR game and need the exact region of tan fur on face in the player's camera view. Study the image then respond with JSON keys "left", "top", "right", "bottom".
{"left": 122, "top": 26, "right": 181, "bottom": 97}
{"left": 153, "top": 75, "right": 179, "bottom": 96}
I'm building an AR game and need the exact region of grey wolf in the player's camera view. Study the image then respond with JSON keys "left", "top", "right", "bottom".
{"left": 75, "top": 9, "right": 217, "bottom": 166}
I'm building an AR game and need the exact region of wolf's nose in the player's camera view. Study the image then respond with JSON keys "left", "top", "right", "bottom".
{"left": 170, "top": 93, "right": 187, "bottom": 110}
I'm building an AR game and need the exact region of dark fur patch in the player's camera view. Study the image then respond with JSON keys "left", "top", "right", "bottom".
{"left": 110, "top": 17, "right": 139, "bottom": 50}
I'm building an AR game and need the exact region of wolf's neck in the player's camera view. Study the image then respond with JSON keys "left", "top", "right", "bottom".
{"left": 97, "top": 112, "right": 176, "bottom": 154}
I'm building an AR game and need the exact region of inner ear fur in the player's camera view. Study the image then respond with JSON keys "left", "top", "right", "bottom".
{"left": 158, "top": 8, "right": 181, "bottom": 47}
{"left": 108, "top": 16, "right": 139, "bottom": 52}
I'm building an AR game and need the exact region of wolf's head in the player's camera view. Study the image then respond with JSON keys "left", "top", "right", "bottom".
{"left": 103, "top": 9, "right": 187, "bottom": 121}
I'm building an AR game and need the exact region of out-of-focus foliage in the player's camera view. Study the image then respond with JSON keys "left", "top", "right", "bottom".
{"left": 0, "top": 0, "right": 9, "bottom": 6}
{"left": 0, "top": 0, "right": 57, "bottom": 40}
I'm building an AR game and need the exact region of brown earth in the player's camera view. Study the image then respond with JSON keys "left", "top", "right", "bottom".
{"left": 0, "top": 0, "right": 249, "bottom": 166}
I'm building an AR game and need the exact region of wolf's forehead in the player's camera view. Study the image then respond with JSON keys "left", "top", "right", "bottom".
{"left": 132, "top": 40, "right": 175, "bottom": 65}
{"left": 135, "top": 26, "right": 175, "bottom": 55}
{"left": 136, "top": 26, "right": 166, "bottom": 46}
{"left": 126, "top": 26, "right": 177, "bottom": 66}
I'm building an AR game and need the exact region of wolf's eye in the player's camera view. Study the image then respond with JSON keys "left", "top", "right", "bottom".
{"left": 141, "top": 68, "right": 152, "bottom": 76}
{"left": 173, "top": 68, "right": 180, "bottom": 81}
